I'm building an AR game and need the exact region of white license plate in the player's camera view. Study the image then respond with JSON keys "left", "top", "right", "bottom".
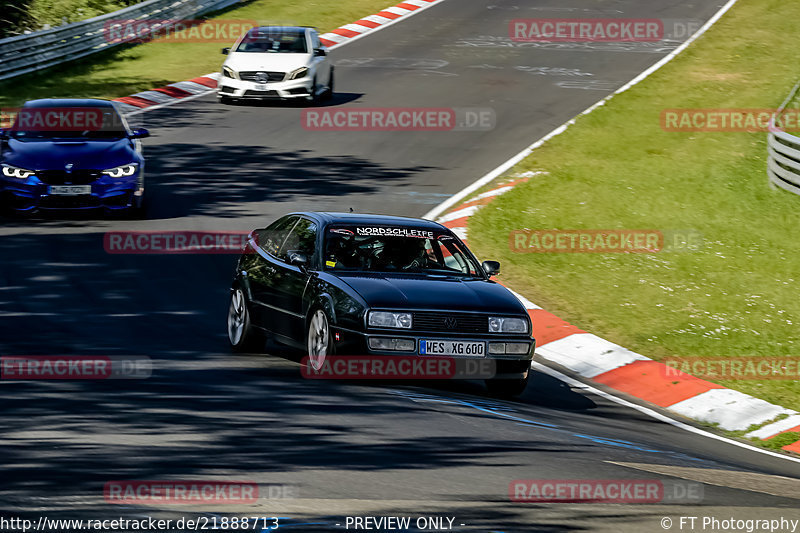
{"left": 255, "top": 83, "right": 268, "bottom": 90}
{"left": 420, "top": 340, "right": 485, "bottom": 357}
{"left": 49, "top": 185, "right": 91, "bottom": 195}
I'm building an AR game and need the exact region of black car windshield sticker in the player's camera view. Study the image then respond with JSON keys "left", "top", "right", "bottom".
{"left": 352, "top": 226, "right": 434, "bottom": 239}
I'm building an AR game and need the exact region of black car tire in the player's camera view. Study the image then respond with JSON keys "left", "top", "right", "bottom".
{"left": 306, "top": 307, "right": 333, "bottom": 369}
{"left": 485, "top": 372, "right": 530, "bottom": 398}
{"left": 123, "top": 199, "right": 146, "bottom": 220}
{"left": 322, "top": 68, "right": 334, "bottom": 102}
{"left": 227, "top": 287, "right": 264, "bottom": 352}
{"left": 305, "top": 77, "right": 320, "bottom": 106}
{"left": 219, "top": 95, "right": 234, "bottom": 105}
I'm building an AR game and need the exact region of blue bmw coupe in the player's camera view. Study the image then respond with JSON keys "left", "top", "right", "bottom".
{"left": 0, "top": 98, "right": 149, "bottom": 217}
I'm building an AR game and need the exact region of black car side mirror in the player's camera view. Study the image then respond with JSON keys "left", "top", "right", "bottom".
{"left": 221, "top": 47, "right": 230, "bottom": 55}
{"left": 314, "top": 48, "right": 327, "bottom": 57}
{"left": 288, "top": 251, "right": 309, "bottom": 268}
{"left": 129, "top": 128, "right": 150, "bottom": 139}
{"left": 482, "top": 260, "right": 500, "bottom": 276}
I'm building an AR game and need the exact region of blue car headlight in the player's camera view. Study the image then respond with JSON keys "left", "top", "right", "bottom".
{"left": 102, "top": 163, "right": 138, "bottom": 178}
{"left": 1, "top": 164, "right": 35, "bottom": 179}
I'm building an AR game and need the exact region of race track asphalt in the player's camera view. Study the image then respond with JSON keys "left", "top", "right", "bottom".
{"left": 4, "top": 1, "right": 799, "bottom": 531}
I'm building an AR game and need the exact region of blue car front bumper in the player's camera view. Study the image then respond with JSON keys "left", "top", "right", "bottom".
{"left": 0, "top": 173, "right": 143, "bottom": 212}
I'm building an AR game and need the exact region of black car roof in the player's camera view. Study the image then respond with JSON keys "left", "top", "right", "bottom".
{"left": 298, "top": 212, "right": 448, "bottom": 231}
{"left": 22, "top": 98, "right": 116, "bottom": 108}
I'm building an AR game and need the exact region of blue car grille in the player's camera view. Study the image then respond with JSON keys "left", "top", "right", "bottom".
{"left": 411, "top": 311, "right": 488, "bottom": 334}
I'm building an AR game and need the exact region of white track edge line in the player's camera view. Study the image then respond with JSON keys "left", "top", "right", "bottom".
{"left": 422, "top": 0, "right": 739, "bottom": 221}
{"left": 532, "top": 362, "right": 800, "bottom": 465}
{"left": 418, "top": 0, "right": 800, "bottom": 460}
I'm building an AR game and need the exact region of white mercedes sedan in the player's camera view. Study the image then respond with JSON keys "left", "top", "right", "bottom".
{"left": 218, "top": 26, "right": 334, "bottom": 104}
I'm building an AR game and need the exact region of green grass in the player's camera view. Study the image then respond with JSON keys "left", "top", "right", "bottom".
{"left": 468, "top": 0, "right": 800, "bottom": 413}
{"left": 27, "top": 0, "right": 145, "bottom": 28}
{"left": 0, "top": 0, "right": 393, "bottom": 107}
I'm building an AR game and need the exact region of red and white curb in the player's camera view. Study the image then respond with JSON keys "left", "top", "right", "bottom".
{"left": 111, "top": 0, "right": 446, "bottom": 115}
{"left": 114, "top": 74, "right": 221, "bottom": 114}
{"left": 436, "top": 178, "right": 800, "bottom": 453}
{"left": 318, "top": 0, "right": 443, "bottom": 48}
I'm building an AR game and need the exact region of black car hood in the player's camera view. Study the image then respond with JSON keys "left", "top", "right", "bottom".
{"left": 335, "top": 272, "right": 526, "bottom": 314}
{"left": 4, "top": 138, "right": 136, "bottom": 171}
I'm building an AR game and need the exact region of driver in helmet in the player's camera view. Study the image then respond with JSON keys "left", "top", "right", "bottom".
{"left": 376, "top": 238, "right": 428, "bottom": 270}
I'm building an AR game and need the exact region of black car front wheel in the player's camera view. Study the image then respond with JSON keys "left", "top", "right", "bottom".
{"left": 227, "top": 288, "right": 264, "bottom": 352}
{"left": 322, "top": 68, "right": 334, "bottom": 102}
{"left": 305, "top": 77, "right": 320, "bottom": 106}
{"left": 307, "top": 308, "right": 332, "bottom": 370}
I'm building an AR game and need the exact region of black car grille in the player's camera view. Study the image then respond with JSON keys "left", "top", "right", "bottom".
{"left": 37, "top": 170, "right": 101, "bottom": 185}
{"left": 39, "top": 195, "right": 100, "bottom": 209}
{"left": 239, "top": 71, "right": 286, "bottom": 82}
{"left": 242, "top": 90, "right": 280, "bottom": 97}
{"left": 411, "top": 311, "right": 488, "bottom": 334}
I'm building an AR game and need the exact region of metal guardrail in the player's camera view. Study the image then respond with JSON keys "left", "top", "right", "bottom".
{"left": 0, "top": 0, "right": 243, "bottom": 82}
{"left": 767, "top": 81, "right": 800, "bottom": 195}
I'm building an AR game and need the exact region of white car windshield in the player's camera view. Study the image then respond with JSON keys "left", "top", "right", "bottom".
{"left": 235, "top": 30, "right": 308, "bottom": 53}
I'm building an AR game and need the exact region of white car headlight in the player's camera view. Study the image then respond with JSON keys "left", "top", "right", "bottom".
{"left": 288, "top": 66, "right": 309, "bottom": 80}
{"left": 1, "top": 164, "right": 34, "bottom": 179}
{"left": 102, "top": 164, "right": 138, "bottom": 178}
{"left": 488, "top": 317, "right": 528, "bottom": 334}
{"left": 368, "top": 311, "right": 412, "bottom": 329}
{"left": 222, "top": 66, "right": 238, "bottom": 80}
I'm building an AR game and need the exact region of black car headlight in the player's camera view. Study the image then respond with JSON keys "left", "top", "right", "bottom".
{"left": 102, "top": 164, "right": 138, "bottom": 178}
{"left": 488, "top": 317, "right": 528, "bottom": 334}
{"left": 368, "top": 311, "right": 412, "bottom": 329}
{"left": 288, "top": 67, "right": 309, "bottom": 80}
{"left": 1, "top": 164, "right": 34, "bottom": 179}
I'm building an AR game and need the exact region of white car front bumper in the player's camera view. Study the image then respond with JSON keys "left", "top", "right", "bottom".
{"left": 217, "top": 75, "right": 314, "bottom": 99}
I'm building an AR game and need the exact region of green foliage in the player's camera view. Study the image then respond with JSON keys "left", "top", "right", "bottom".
{"left": 468, "top": 0, "right": 800, "bottom": 411}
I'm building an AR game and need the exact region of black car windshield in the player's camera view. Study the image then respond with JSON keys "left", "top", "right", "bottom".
{"left": 236, "top": 30, "right": 308, "bottom": 53}
{"left": 324, "top": 226, "right": 484, "bottom": 277}
{"left": 8, "top": 105, "right": 128, "bottom": 140}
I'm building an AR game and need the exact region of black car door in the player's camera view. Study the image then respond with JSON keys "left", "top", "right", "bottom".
{"left": 272, "top": 217, "right": 318, "bottom": 343}
{"left": 245, "top": 215, "right": 298, "bottom": 331}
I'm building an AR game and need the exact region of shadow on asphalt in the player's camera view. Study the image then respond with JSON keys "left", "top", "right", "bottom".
{"left": 220, "top": 91, "right": 363, "bottom": 108}
{"left": 0, "top": 230, "right": 596, "bottom": 512}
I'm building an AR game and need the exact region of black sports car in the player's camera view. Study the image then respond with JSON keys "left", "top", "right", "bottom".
{"left": 227, "top": 212, "right": 536, "bottom": 396}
